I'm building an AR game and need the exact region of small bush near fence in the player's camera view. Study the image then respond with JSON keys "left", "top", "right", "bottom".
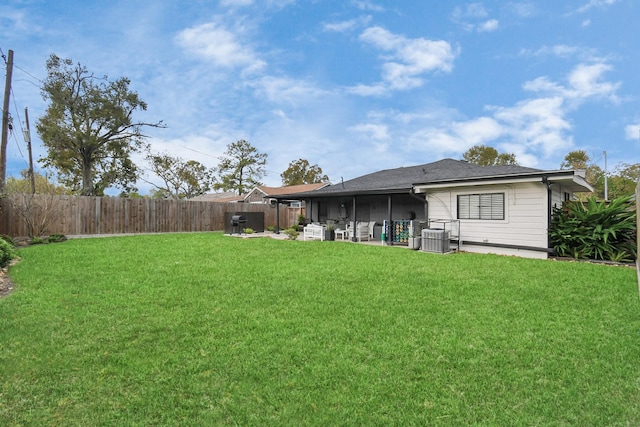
{"left": 0, "top": 239, "right": 16, "bottom": 268}
{"left": 550, "top": 195, "right": 637, "bottom": 263}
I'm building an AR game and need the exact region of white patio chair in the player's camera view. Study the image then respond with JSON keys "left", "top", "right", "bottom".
{"left": 353, "top": 221, "right": 371, "bottom": 242}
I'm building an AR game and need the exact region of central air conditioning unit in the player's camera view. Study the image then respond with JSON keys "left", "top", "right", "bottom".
{"left": 421, "top": 228, "right": 451, "bottom": 253}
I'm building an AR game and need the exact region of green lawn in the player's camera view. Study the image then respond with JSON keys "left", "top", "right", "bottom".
{"left": 1, "top": 232, "right": 639, "bottom": 426}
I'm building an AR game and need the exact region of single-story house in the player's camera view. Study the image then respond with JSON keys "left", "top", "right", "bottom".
{"left": 270, "top": 158, "right": 592, "bottom": 259}
{"left": 244, "top": 182, "right": 330, "bottom": 206}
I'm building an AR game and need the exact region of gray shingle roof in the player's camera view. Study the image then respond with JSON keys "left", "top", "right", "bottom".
{"left": 305, "top": 158, "right": 541, "bottom": 196}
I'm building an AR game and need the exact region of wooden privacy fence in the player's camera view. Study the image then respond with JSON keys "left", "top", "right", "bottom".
{"left": 0, "top": 194, "right": 297, "bottom": 237}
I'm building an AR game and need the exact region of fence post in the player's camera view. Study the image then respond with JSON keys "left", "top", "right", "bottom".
{"left": 636, "top": 178, "right": 639, "bottom": 298}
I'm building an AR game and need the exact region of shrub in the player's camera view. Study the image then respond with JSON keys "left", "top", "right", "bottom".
{"left": 550, "top": 196, "right": 637, "bottom": 262}
{"left": 48, "top": 234, "right": 67, "bottom": 243}
{"left": 28, "top": 237, "right": 45, "bottom": 245}
{"left": 243, "top": 228, "right": 255, "bottom": 234}
{"left": 266, "top": 225, "right": 275, "bottom": 232}
{"left": 0, "top": 234, "right": 16, "bottom": 248}
{"left": 0, "top": 238, "right": 16, "bottom": 268}
{"left": 284, "top": 226, "right": 299, "bottom": 240}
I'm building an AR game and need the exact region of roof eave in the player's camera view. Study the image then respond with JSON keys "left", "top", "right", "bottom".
{"left": 270, "top": 187, "right": 412, "bottom": 200}
{"left": 414, "top": 170, "right": 593, "bottom": 193}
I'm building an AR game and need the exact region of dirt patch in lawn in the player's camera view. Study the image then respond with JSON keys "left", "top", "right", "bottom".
{"left": 0, "top": 260, "right": 19, "bottom": 298}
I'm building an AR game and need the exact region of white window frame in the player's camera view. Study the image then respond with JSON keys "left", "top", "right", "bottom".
{"left": 457, "top": 193, "right": 505, "bottom": 220}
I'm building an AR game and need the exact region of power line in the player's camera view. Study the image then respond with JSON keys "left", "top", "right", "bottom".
{"left": 14, "top": 64, "right": 43, "bottom": 85}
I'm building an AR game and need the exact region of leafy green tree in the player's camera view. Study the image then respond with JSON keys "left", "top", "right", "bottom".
{"left": 462, "top": 145, "right": 518, "bottom": 166}
{"left": 281, "top": 159, "right": 329, "bottom": 186}
{"left": 559, "top": 150, "right": 639, "bottom": 199}
{"left": 36, "top": 54, "right": 164, "bottom": 196}
{"left": 5, "top": 169, "right": 68, "bottom": 195}
{"left": 560, "top": 150, "right": 603, "bottom": 197}
{"left": 608, "top": 163, "right": 640, "bottom": 199}
{"left": 560, "top": 150, "right": 590, "bottom": 170}
{"left": 118, "top": 190, "right": 145, "bottom": 198}
{"left": 145, "top": 151, "right": 214, "bottom": 199}
{"left": 213, "top": 140, "right": 267, "bottom": 195}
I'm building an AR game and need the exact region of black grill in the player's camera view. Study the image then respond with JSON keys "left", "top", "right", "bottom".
{"left": 230, "top": 215, "right": 247, "bottom": 234}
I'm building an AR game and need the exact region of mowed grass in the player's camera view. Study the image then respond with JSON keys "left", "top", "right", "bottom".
{"left": 1, "top": 232, "right": 639, "bottom": 426}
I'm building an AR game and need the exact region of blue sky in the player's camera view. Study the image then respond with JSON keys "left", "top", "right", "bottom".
{"left": 2, "top": 0, "right": 639, "bottom": 194}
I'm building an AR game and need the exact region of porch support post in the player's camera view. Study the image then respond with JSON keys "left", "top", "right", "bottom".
{"left": 387, "top": 195, "right": 393, "bottom": 246}
{"left": 351, "top": 196, "right": 357, "bottom": 242}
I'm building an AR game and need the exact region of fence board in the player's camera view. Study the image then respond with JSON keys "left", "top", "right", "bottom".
{"left": 0, "top": 195, "right": 297, "bottom": 237}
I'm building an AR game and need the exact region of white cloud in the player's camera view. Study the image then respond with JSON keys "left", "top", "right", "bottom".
{"left": 523, "top": 62, "right": 620, "bottom": 105}
{"left": 220, "top": 0, "right": 295, "bottom": 8}
{"left": 323, "top": 16, "right": 371, "bottom": 33}
{"left": 519, "top": 44, "right": 605, "bottom": 63}
{"left": 394, "top": 61, "right": 621, "bottom": 165}
{"left": 0, "top": 7, "right": 31, "bottom": 34}
{"left": 625, "top": 124, "right": 640, "bottom": 140}
{"left": 452, "top": 3, "right": 488, "bottom": 20}
{"left": 478, "top": 19, "right": 499, "bottom": 32}
{"left": 451, "top": 3, "right": 499, "bottom": 32}
{"left": 355, "top": 26, "right": 458, "bottom": 93}
{"left": 324, "top": 20, "right": 358, "bottom": 33}
{"left": 175, "top": 21, "right": 266, "bottom": 73}
{"left": 220, "top": 0, "right": 254, "bottom": 7}
{"left": 348, "top": 123, "right": 390, "bottom": 141}
{"left": 566, "top": 63, "right": 620, "bottom": 102}
{"left": 522, "top": 44, "right": 580, "bottom": 59}
{"left": 506, "top": 3, "right": 537, "bottom": 18}
{"left": 491, "top": 97, "right": 573, "bottom": 157}
{"left": 451, "top": 117, "right": 504, "bottom": 145}
{"left": 405, "top": 117, "right": 504, "bottom": 158}
{"left": 248, "top": 76, "right": 328, "bottom": 105}
{"left": 574, "top": 0, "right": 619, "bottom": 14}
{"left": 346, "top": 83, "right": 389, "bottom": 97}
{"left": 352, "top": 1, "right": 385, "bottom": 12}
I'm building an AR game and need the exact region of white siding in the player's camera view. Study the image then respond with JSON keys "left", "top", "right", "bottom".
{"left": 426, "top": 182, "right": 549, "bottom": 258}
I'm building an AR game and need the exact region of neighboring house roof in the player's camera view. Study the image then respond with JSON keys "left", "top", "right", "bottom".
{"left": 190, "top": 192, "right": 244, "bottom": 203}
{"left": 270, "top": 158, "right": 592, "bottom": 199}
{"left": 245, "top": 182, "right": 330, "bottom": 201}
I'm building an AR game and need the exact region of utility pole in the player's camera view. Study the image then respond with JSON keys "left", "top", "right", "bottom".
{"left": 0, "top": 49, "right": 14, "bottom": 194}
{"left": 23, "top": 107, "right": 36, "bottom": 194}
{"left": 603, "top": 150, "right": 608, "bottom": 202}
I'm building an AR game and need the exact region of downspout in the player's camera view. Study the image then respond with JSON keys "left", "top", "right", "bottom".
{"left": 542, "top": 176, "right": 552, "bottom": 251}
{"left": 409, "top": 188, "right": 428, "bottom": 220}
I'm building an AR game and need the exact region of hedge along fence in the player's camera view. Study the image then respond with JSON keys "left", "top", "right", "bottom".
{"left": 0, "top": 194, "right": 294, "bottom": 238}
